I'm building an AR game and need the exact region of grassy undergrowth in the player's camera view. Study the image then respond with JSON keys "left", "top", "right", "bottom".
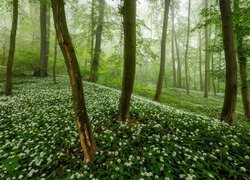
{"left": 100, "top": 81, "right": 249, "bottom": 126}
{"left": 0, "top": 74, "right": 250, "bottom": 179}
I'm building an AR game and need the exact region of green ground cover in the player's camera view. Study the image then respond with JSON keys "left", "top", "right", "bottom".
{"left": 0, "top": 74, "right": 249, "bottom": 179}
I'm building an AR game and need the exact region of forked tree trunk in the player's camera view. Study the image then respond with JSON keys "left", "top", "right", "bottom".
{"left": 219, "top": 0, "right": 237, "bottom": 124}
{"left": 118, "top": 0, "right": 136, "bottom": 120}
{"left": 53, "top": 33, "right": 57, "bottom": 84}
{"left": 51, "top": 0, "right": 96, "bottom": 163}
{"left": 89, "top": 0, "right": 105, "bottom": 82}
{"left": 184, "top": 0, "right": 191, "bottom": 95}
{"left": 234, "top": 0, "right": 250, "bottom": 119}
{"left": 171, "top": 3, "right": 176, "bottom": 88}
{"left": 6, "top": 0, "right": 18, "bottom": 96}
{"left": 154, "top": 0, "right": 170, "bottom": 101}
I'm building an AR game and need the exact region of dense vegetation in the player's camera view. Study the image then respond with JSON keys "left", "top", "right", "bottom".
{"left": 0, "top": 73, "right": 250, "bottom": 179}
{"left": 0, "top": 0, "right": 250, "bottom": 178}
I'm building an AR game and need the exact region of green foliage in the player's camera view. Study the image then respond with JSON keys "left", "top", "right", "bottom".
{"left": 0, "top": 75, "right": 249, "bottom": 179}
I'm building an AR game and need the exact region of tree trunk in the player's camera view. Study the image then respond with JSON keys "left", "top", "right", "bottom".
{"left": 219, "top": 0, "right": 237, "bottom": 124}
{"left": 154, "top": 0, "right": 170, "bottom": 101}
{"left": 53, "top": 33, "right": 57, "bottom": 84}
{"left": 199, "top": 30, "right": 203, "bottom": 91}
{"left": 234, "top": 0, "right": 250, "bottom": 119}
{"left": 171, "top": 3, "right": 176, "bottom": 88}
{"left": 6, "top": 0, "right": 18, "bottom": 96}
{"left": 175, "top": 31, "right": 181, "bottom": 88}
{"left": 184, "top": 0, "right": 191, "bottom": 95}
{"left": 35, "top": 1, "right": 50, "bottom": 77}
{"left": 51, "top": 0, "right": 96, "bottom": 163}
{"left": 211, "top": 28, "right": 217, "bottom": 96}
{"left": 204, "top": 0, "right": 209, "bottom": 98}
{"left": 2, "top": 44, "right": 6, "bottom": 65}
{"left": 89, "top": 0, "right": 105, "bottom": 82}
{"left": 89, "top": 0, "right": 95, "bottom": 67}
{"left": 217, "top": 52, "right": 222, "bottom": 93}
{"left": 118, "top": 0, "right": 136, "bottom": 121}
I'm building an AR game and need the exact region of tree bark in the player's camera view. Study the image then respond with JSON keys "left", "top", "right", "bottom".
{"left": 53, "top": 33, "right": 57, "bottom": 84}
{"left": 184, "top": 0, "right": 191, "bottom": 95}
{"left": 204, "top": 0, "right": 210, "bottom": 98}
{"left": 6, "top": 0, "right": 18, "bottom": 96}
{"left": 211, "top": 28, "right": 217, "bottom": 96}
{"left": 219, "top": 0, "right": 237, "bottom": 124}
{"left": 234, "top": 0, "right": 250, "bottom": 119}
{"left": 89, "top": 0, "right": 95, "bottom": 67}
{"left": 154, "top": 0, "right": 170, "bottom": 101}
{"left": 51, "top": 0, "right": 96, "bottom": 163}
{"left": 89, "top": 0, "right": 105, "bottom": 82}
{"left": 199, "top": 30, "right": 203, "bottom": 91}
{"left": 118, "top": 0, "right": 136, "bottom": 120}
{"left": 35, "top": 1, "right": 50, "bottom": 77}
{"left": 175, "top": 30, "right": 181, "bottom": 88}
{"left": 171, "top": 3, "right": 176, "bottom": 88}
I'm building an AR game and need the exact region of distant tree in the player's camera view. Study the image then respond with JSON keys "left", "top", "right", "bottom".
{"left": 234, "top": 0, "right": 250, "bottom": 119}
{"left": 198, "top": 30, "right": 203, "bottom": 91}
{"left": 118, "top": 0, "right": 136, "bottom": 120}
{"left": 219, "top": 0, "right": 237, "bottom": 124}
{"left": 171, "top": 2, "right": 177, "bottom": 88}
{"left": 154, "top": 0, "right": 170, "bottom": 101}
{"left": 6, "top": 0, "right": 18, "bottom": 96}
{"left": 52, "top": 34, "right": 57, "bottom": 84}
{"left": 184, "top": 0, "right": 191, "bottom": 95}
{"left": 175, "top": 29, "right": 181, "bottom": 88}
{"left": 51, "top": 0, "right": 96, "bottom": 163}
{"left": 204, "top": 0, "right": 210, "bottom": 98}
{"left": 34, "top": 0, "right": 50, "bottom": 77}
{"left": 89, "top": 0, "right": 105, "bottom": 82}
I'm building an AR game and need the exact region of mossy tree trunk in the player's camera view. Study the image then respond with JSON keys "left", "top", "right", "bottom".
{"left": 51, "top": 0, "right": 96, "bottom": 163}
{"left": 219, "top": 0, "right": 237, "bottom": 124}
{"left": 89, "top": 0, "right": 105, "bottom": 83}
{"left": 154, "top": 0, "right": 170, "bottom": 101}
{"left": 6, "top": 0, "right": 18, "bottom": 96}
{"left": 118, "top": 0, "right": 136, "bottom": 121}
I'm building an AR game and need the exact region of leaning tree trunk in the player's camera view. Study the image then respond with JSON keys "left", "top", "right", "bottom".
{"left": 184, "top": 0, "right": 191, "bottom": 95}
{"left": 118, "top": 0, "right": 136, "bottom": 121}
{"left": 6, "top": 0, "right": 18, "bottom": 96}
{"left": 219, "top": 0, "right": 237, "bottom": 124}
{"left": 89, "top": 0, "right": 105, "bottom": 83}
{"left": 171, "top": 3, "right": 176, "bottom": 88}
{"left": 154, "top": 0, "right": 170, "bottom": 101}
{"left": 234, "top": 0, "right": 250, "bottom": 119}
{"left": 51, "top": 0, "right": 96, "bottom": 163}
{"left": 204, "top": 0, "right": 210, "bottom": 98}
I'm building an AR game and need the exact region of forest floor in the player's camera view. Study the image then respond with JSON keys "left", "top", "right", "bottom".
{"left": 0, "top": 72, "right": 250, "bottom": 179}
